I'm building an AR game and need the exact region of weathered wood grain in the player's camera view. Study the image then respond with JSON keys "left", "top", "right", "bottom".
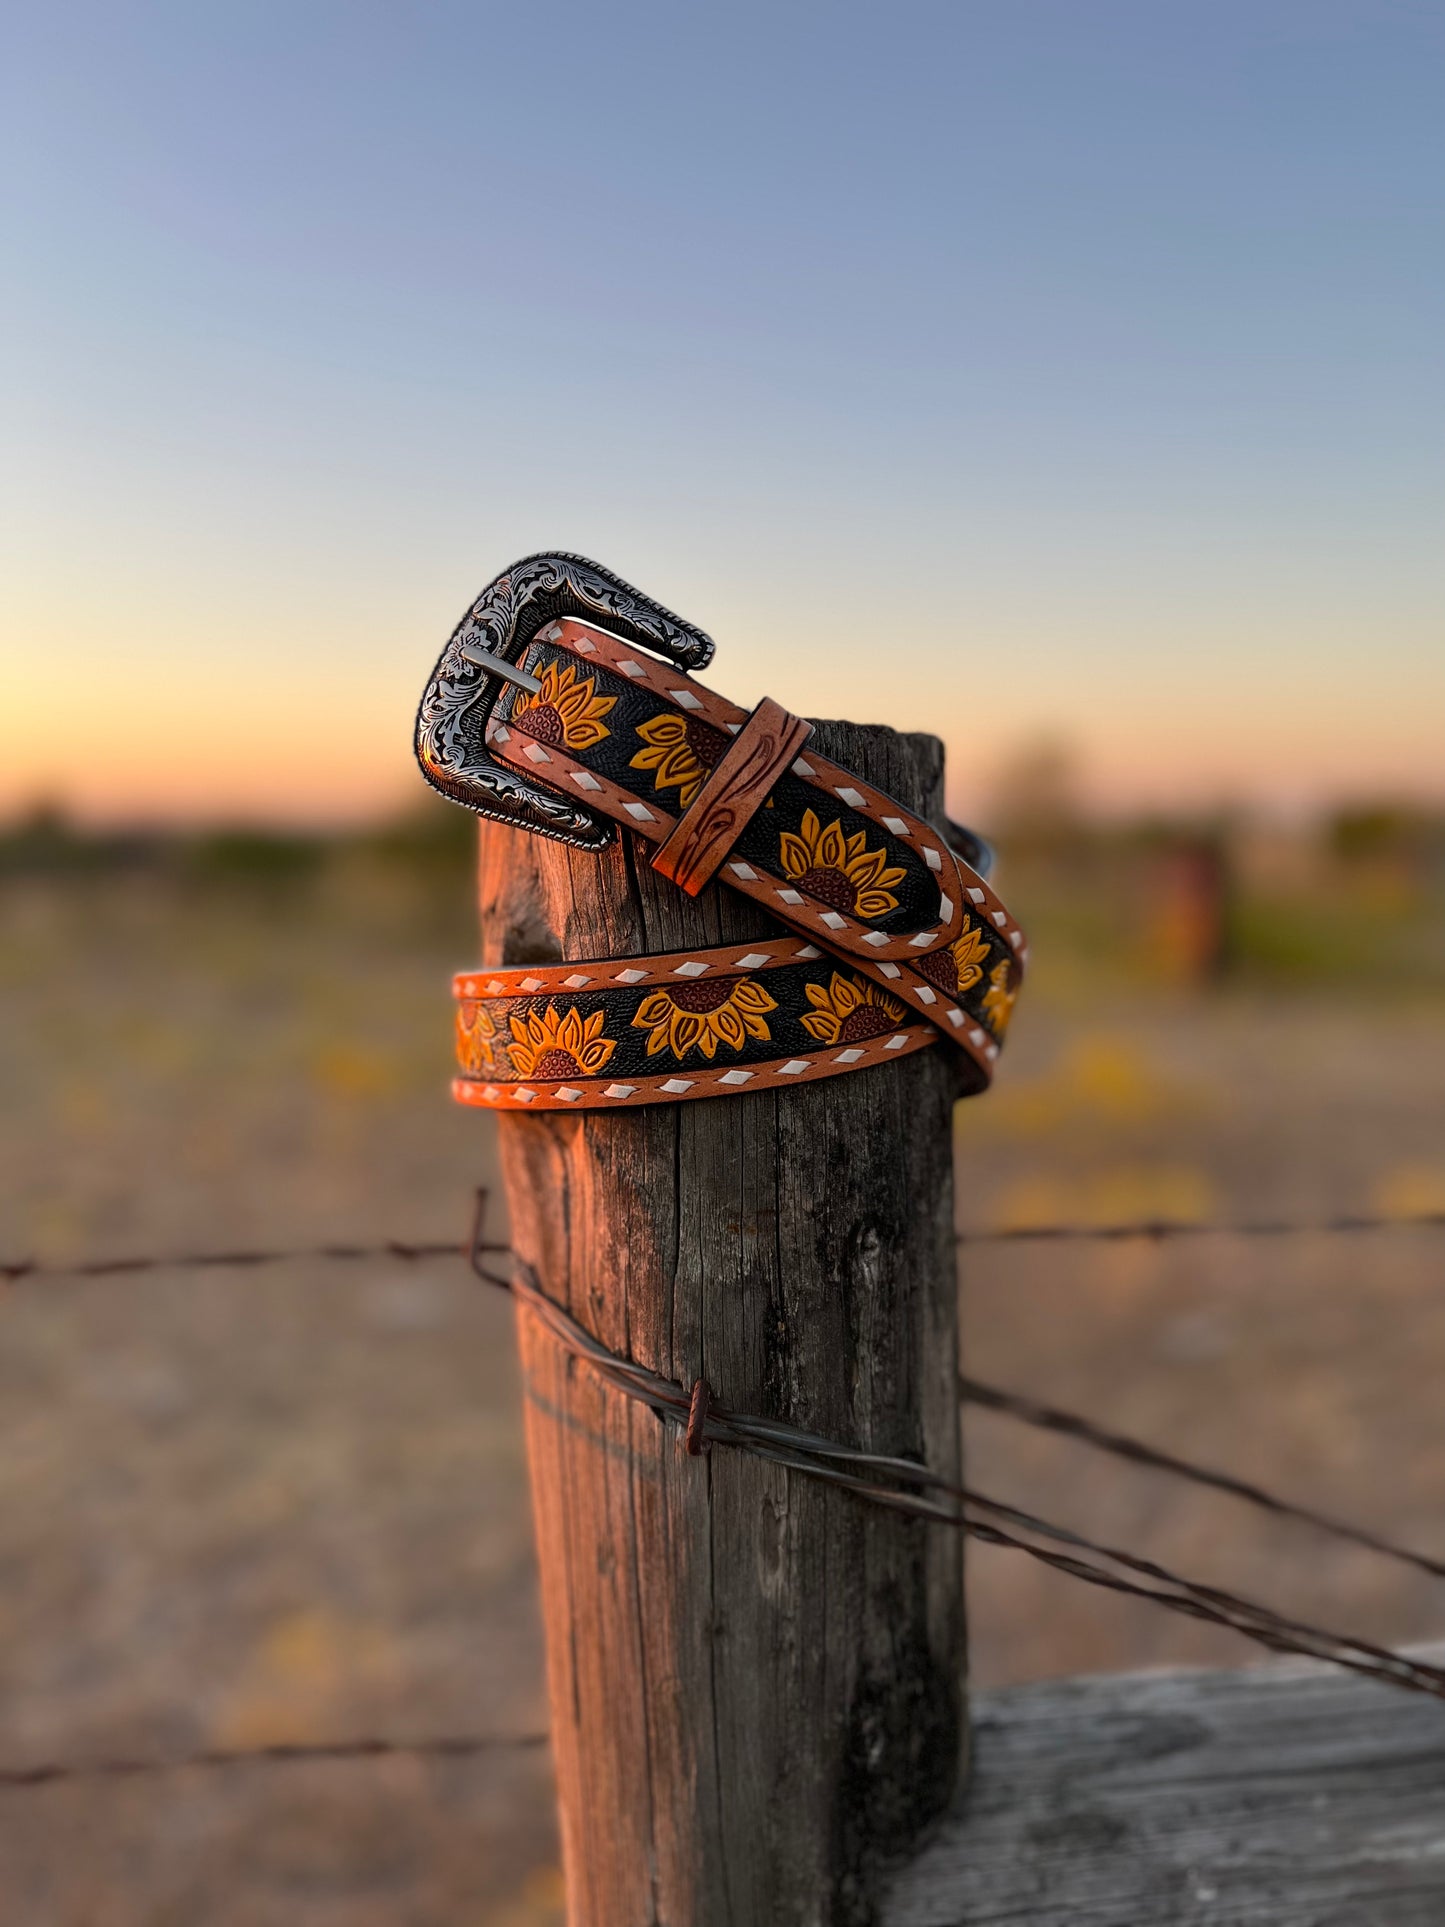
{"left": 883, "top": 1646, "right": 1445, "bottom": 1925}
{"left": 477, "top": 721, "right": 968, "bottom": 1927}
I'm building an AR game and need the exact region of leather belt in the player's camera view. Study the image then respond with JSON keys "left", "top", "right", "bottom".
{"left": 416, "top": 553, "right": 1025, "bottom": 1112}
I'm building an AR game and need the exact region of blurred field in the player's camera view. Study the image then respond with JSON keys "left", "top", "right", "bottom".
{"left": 2, "top": 804, "right": 1443, "bottom": 1923}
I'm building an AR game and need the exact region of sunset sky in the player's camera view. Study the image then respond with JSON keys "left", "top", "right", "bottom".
{"left": 4, "top": 2, "right": 1442, "bottom": 826}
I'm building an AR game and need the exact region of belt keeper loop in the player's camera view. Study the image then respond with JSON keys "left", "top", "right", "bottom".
{"left": 650, "top": 697, "right": 813, "bottom": 896}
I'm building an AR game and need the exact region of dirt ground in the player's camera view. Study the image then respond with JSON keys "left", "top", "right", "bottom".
{"left": 3, "top": 867, "right": 1444, "bottom": 1924}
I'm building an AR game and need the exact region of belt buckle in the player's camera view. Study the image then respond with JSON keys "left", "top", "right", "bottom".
{"left": 415, "top": 551, "right": 715, "bottom": 850}
{"left": 416, "top": 550, "right": 995, "bottom": 877}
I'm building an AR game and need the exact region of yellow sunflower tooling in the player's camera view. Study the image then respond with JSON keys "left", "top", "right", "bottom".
{"left": 981, "top": 958, "right": 1018, "bottom": 1037}
{"left": 512, "top": 660, "right": 616, "bottom": 751}
{"left": 917, "top": 918, "right": 991, "bottom": 997}
{"left": 456, "top": 999, "right": 499, "bottom": 1074}
{"left": 629, "top": 709, "right": 733, "bottom": 808}
{"left": 799, "top": 972, "right": 906, "bottom": 1047}
{"left": 507, "top": 1004, "right": 617, "bottom": 1080}
{"left": 631, "top": 975, "right": 777, "bottom": 1061}
{"left": 778, "top": 810, "right": 906, "bottom": 921}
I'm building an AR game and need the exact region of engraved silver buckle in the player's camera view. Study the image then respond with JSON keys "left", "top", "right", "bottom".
{"left": 414, "top": 552, "right": 715, "bottom": 850}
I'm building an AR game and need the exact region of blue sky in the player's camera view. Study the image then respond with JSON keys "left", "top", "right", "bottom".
{"left": 4, "top": 1, "right": 1442, "bottom": 821}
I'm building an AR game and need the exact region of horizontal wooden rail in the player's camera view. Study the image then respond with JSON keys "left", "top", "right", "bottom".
{"left": 882, "top": 1643, "right": 1445, "bottom": 1924}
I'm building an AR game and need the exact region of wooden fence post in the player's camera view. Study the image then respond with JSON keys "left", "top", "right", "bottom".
{"left": 478, "top": 720, "right": 967, "bottom": 1927}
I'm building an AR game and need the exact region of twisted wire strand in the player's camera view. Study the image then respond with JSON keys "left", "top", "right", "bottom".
{"left": 6, "top": 1208, "right": 1444, "bottom": 1284}
{"left": 0, "top": 1731, "right": 548, "bottom": 1791}
{"left": 961, "top": 1209, "right": 1445, "bottom": 1245}
{"left": 6, "top": 1209, "right": 1444, "bottom": 1594}
{"left": 959, "top": 1374, "right": 1445, "bottom": 1583}
{"left": 471, "top": 1229, "right": 1445, "bottom": 1711}
{"left": 0, "top": 1239, "right": 502, "bottom": 1283}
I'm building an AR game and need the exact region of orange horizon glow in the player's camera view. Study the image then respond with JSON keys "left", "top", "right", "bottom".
{"left": 7, "top": 578, "right": 1445, "bottom": 830}
{"left": 6, "top": 637, "right": 1442, "bottom": 831}
{"left": 7, "top": 6, "right": 1443, "bottom": 842}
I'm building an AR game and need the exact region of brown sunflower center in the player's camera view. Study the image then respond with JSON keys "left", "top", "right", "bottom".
{"left": 665, "top": 976, "right": 740, "bottom": 1014}
{"left": 839, "top": 1004, "right": 897, "bottom": 1044}
{"left": 798, "top": 866, "right": 858, "bottom": 913}
{"left": 683, "top": 716, "right": 730, "bottom": 767}
{"left": 533, "top": 1047, "right": 581, "bottom": 1078}
{"left": 916, "top": 948, "right": 959, "bottom": 994}
{"left": 520, "top": 703, "right": 564, "bottom": 745}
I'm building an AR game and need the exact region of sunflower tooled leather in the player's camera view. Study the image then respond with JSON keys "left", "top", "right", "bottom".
{"left": 445, "top": 614, "right": 1026, "bottom": 1111}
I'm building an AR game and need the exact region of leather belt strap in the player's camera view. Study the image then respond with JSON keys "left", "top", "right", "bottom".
{"left": 453, "top": 936, "right": 938, "bottom": 1112}
{"left": 438, "top": 607, "right": 1026, "bottom": 1112}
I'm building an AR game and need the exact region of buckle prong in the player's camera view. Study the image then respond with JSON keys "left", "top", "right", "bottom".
{"left": 458, "top": 644, "right": 544, "bottom": 696}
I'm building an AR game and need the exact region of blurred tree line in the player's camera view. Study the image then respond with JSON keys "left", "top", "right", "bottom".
{"left": 0, "top": 794, "right": 477, "bottom": 944}
{"left": 981, "top": 743, "right": 1445, "bottom": 996}
{"left": 0, "top": 794, "right": 470, "bottom": 885}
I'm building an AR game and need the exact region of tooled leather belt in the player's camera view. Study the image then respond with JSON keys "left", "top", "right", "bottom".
{"left": 415, "top": 553, "right": 1025, "bottom": 1111}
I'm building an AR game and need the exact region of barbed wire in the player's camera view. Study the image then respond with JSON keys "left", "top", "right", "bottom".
{"left": 5, "top": 1206, "right": 1443, "bottom": 1286}
{"left": 0, "top": 1238, "right": 479, "bottom": 1284}
{"left": 966, "top": 1209, "right": 1445, "bottom": 1245}
{"left": 468, "top": 1208, "right": 1445, "bottom": 1711}
{"left": 959, "top": 1374, "right": 1445, "bottom": 1582}
{"left": 0, "top": 1730, "right": 548, "bottom": 1791}
{"left": 4, "top": 1193, "right": 1444, "bottom": 1794}
{"left": 6, "top": 1205, "right": 1443, "bottom": 1580}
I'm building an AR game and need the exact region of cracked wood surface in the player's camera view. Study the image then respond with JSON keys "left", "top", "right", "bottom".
{"left": 882, "top": 1645, "right": 1445, "bottom": 1925}
{"left": 478, "top": 721, "right": 967, "bottom": 1927}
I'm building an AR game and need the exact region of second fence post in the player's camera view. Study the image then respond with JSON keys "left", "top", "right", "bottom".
{"left": 479, "top": 720, "right": 967, "bottom": 1926}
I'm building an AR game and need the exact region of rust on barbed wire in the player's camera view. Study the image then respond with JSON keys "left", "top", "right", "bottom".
{"left": 685, "top": 1379, "right": 713, "bottom": 1457}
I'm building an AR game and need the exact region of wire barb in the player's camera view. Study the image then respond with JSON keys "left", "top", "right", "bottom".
{"left": 685, "top": 1379, "right": 712, "bottom": 1456}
